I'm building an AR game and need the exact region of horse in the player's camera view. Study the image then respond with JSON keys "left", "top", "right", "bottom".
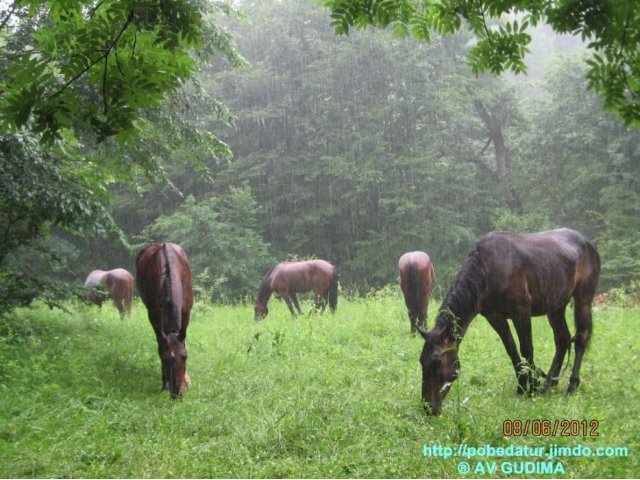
{"left": 84, "top": 268, "right": 135, "bottom": 319}
{"left": 255, "top": 259, "right": 338, "bottom": 319}
{"left": 398, "top": 251, "right": 436, "bottom": 333}
{"left": 136, "top": 243, "right": 193, "bottom": 398}
{"left": 417, "top": 228, "right": 600, "bottom": 415}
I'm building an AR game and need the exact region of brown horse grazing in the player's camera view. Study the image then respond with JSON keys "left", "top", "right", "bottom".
{"left": 418, "top": 228, "right": 600, "bottom": 415}
{"left": 255, "top": 259, "right": 338, "bottom": 319}
{"left": 84, "top": 268, "right": 135, "bottom": 319}
{"left": 398, "top": 251, "right": 436, "bottom": 333}
{"left": 136, "top": 243, "right": 193, "bottom": 398}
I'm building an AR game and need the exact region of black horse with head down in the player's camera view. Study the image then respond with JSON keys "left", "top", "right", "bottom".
{"left": 418, "top": 228, "right": 600, "bottom": 415}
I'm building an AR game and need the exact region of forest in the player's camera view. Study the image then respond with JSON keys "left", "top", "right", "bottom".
{"left": 1, "top": 1, "right": 640, "bottom": 478}
{"left": 1, "top": 0, "right": 639, "bottom": 308}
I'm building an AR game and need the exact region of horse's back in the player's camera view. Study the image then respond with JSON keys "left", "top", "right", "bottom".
{"left": 105, "top": 268, "right": 134, "bottom": 282}
{"left": 399, "top": 251, "right": 434, "bottom": 287}
{"left": 398, "top": 251, "right": 433, "bottom": 275}
{"left": 136, "top": 243, "right": 193, "bottom": 313}
{"left": 271, "top": 259, "right": 336, "bottom": 292}
{"left": 477, "top": 228, "right": 598, "bottom": 314}
{"left": 103, "top": 269, "right": 134, "bottom": 292}
{"left": 398, "top": 251, "right": 431, "bottom": 267}
{"left": 84, "top": 269, "right": 107, "bottom": 288}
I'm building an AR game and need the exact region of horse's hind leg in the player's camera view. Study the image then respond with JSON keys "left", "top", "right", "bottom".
{"left": 417, "top": 307, "right": 427, "bottom": 331}
{"left": 115, "top": 297, "right": 126, "bottom": 319}
{"left": 513, "top": 315, "right": 540, "bottom": 394}
{"left": 486, "top": 314, "right": 525, "bottom": 395}
{"left": 408, "top": 313, "right": 417, "bottom": 333}
{"left": 567, "top": 300, "right": 593, "bottom": 394}
{"left": 541, "top": 307, "right": 571, "bottom": 394}
{"left": 315, "top": 290, "right": 327, "bottom": 313}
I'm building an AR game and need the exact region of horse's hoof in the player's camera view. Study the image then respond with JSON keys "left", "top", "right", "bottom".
{"left": 565, "top": 384, "right": 579, "bottom": 396}
{"left": 528, "top": 378, "right": 541, "bottom": 396}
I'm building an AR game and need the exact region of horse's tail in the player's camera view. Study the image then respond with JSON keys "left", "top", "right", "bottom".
{"left": 409, "top": 262, "right": 424, "bottom": 320}
{"left": 163, "top": 244, "right": 182, "bottom": 332}
{"left": 328, "top": 271, "right": 338, "bottom": 313}
{"left": 580, "top": 241, "right": 600, "bottom": 349}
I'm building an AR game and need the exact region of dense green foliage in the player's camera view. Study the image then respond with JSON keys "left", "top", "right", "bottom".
{"left": 191, "top": 0, "right": 636, "bottom": 292}
{"left": 0, "top": 0, "right": 242, "bottom": 310}
{"left": 324, "top": 0, "right": 640, "bottom": 127}
{"left": 1, "top": 0, "right": 220, "bottom": 142}
{"left": 1, "top": 0, "right": 639, "bottom": 309}
{"left": 0, "top": 298, "right": 638, "bottom": 477}
{"left": 142, "top": 187, "right": 274, "bottom": 302}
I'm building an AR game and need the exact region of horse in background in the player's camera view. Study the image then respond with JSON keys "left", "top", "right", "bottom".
{"left": 84, "top": 268, "right": 134, "bottom": 319}
{"left": 255, "top": 259, "right": 338, "bottom": 319}
{"left": 398, "top": 251, "right": 435, "bottom": 333}
{"left": 418, "top": 228, "right": 600, "bottom": 415}
{"left": 136, "top": 243, "right": 193, "bottom": 398}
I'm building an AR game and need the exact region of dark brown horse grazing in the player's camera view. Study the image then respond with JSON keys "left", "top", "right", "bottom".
{"left": 398, "top": 251, "right": 436, "bottom": 333}
{"left": 84, "top": 268, "right": 135, "bottom": 319}
{"left": 255, "top": 259, "right": 338, "bottom": 319}
{"left": 136, "top": 243, "right": 193, "bottom": 398}
{"left": 418, "top": 228, "right": 600, "bottom": 415}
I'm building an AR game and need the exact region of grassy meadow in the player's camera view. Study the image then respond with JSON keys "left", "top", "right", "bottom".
{"left": 0, "top": 290, "right": 638, "bottom": 478}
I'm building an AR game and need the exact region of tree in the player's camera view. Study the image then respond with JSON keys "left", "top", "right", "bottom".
{"left": 508, "top": 55, "right": 640, "bottom": 290}
{"left": 141, "top": 187, "right": 274, "bottom": 303}
{"left": 0, "top": 0, "right": 243, "bottom": 312}
{"left": 204, "top": 0, "right": 516, "bottom": 289}
{"left": 323, "top": 0, "right": 640, "bottom": 127}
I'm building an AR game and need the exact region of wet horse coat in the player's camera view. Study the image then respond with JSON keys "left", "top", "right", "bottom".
{"left": 398, "top": 251, "right": 435, "bottom": 333}
{"left": 84, "top": 268, "right": 134, "bottom": 318}
{"left": 255, "top": 259, "right": 338, "bottom": 319}
{"left": 136, "top": 243, "right": 193, "bottom": 397}
{"left": 418, "top": 228, "right": 600, "bottom": 415}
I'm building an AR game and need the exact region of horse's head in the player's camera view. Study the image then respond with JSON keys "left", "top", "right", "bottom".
{"left": 86, "top": 288, "right": 107, "bottom": 307}
{"left": 418, "top": 326, "right": 460, "bottom": 415}
{"left": 161, "top": 333, "right": 188, "bottom": 398}
{"left": 254, "top": 302, "right": 268, "bottom": 321}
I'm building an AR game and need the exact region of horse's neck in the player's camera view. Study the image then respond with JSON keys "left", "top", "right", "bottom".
{"left": 436, "top": 292, "right": 481, "bottom": 345}
{"left": 257, "top": 284, "right": 273, "bottom": 304}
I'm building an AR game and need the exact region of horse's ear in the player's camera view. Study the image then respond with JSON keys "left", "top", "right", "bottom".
{"left": 416, "top": 325, "right": 429, "bottom": 340}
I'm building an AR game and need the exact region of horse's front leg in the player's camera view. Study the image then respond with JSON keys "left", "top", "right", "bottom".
{"left": 156, "top": 342, "right": 170, "bottom": 391}
{"left": 513, "top": 315, "right": 540, "bottom": 395}
{"left": 486, "top": 314, "right": 525, "bottom": 395}
{"left": 151, "top": 320, "right": 169, "bottom": 391}
{"left": 291, "top": 293, "right": 304, "bottom": 315}
{"left": 282, "top": 294, "right": 297, "bottom": 317}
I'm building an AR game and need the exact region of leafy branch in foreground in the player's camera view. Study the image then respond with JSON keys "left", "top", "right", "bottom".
{"left": 0, "top": 0, "right": 245, "bottom": 313}
{"left": 323, "top": 0, "right": 640, "bottom": 128}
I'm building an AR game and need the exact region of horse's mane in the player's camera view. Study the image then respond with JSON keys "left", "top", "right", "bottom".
{"left": 257, "top": 264, "right": 277, "bottom": 302}
{"left": 434, "top": 245, "right": 488, "bottom": 338}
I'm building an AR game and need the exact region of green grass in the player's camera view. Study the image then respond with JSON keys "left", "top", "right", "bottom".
{"left": 0, "top": 291, "right": 638, "bottom": 478}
